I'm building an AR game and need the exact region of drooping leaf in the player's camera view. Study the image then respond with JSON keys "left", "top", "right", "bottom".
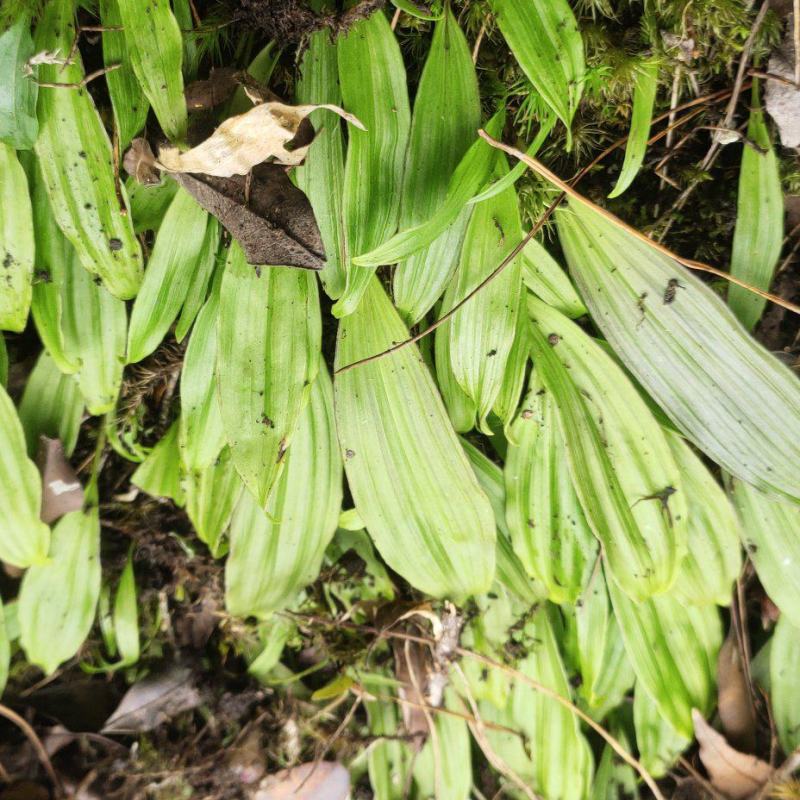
{"left": 521, "top": 237, "right": 587, "bottom": 319}
{"left": 527, "top": 296, "right": 687, "bottom": 601}
{"left": 117, "top": 0, "right": 187, "bottom": 143}
{"left": 728, "top": 83, "right": 784, "bottom": 330}
{"left": 434, "top": 306, "right": 477, "bottom": 433}
{"left": 18, "top": 508, "right": 101, "bottom": 675}
{"left": 0, "top": 382, "right": 50, "bottom": 567}
{"left": 392, "top": 9, "right": 481, "bottom": 326}
{"left": 335, "top": 12, "right": 411, "bottom": 316}
{"left": 33, "top": 0, "right": 142, "bottom": 300}
{"left": 492, "top": 307, "right": 530, "bottom": 433}
{"left": 633, "top": 684, "right": 690, "bottom": 778}
{"left": 217, "top": 243, "right": 320, "bottom": 505}
{"left": 608, "top": 59, "right": 658, "bottom": 198}
{"left": 557, "top": 198, "right": 800, "bottom": 502}
{"left": 334, "top": 277, "right": 496, "bottom": 599}
{"left": 0, "top": 14, "right": 37, "bottom": 149}
{"left": 0, "top": 142, "right": 34, "bottom": 331}
{"left": 131, "top": 421, "right": 185, "bottom": 506}
{"left": 770, "top": 614, "right": 800, "bottom": 754}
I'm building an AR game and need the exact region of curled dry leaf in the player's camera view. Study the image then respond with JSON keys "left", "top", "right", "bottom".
{"left": 252, "top": 762, "right": 349, "bottom": 800}
{"left": 123, "top": 138, "right": 161, "bottom": 186}
{"left": 692, "top": 709, "right": 773, "bottom": 800}
{"left": 157, "top": 102, "right": 365, "bottom": 175}
{"left": 717, "top": 630, "right": 756, "bottom": 753}
{"left": 36, "top": 436, "right": 84, "bottom": 525}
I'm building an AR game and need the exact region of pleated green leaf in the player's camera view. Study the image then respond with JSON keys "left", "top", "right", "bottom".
{"left": 334, "top": 277, "right": 496, "bottom": 599}
{"left": 770, "top": 614, "right": 800, "bottom": 754}
{"left": 608, "top": 576, "right": 722, "bottom": 738}
{"left": 558, "top": 198, "right": 800, "bottom": 502}
{"left": 99, "top": 0, "right": 149, "bottom": 148}
{"left": 505, "top": 370, "right": 597, "bottom": 604}
{"left": 117, "top": 0, "right": 187, "bottom": 144}
{"left": 18, "top": 351, "right": 83, "bottom": 457}
{"left": 434, "top": 309, "right": 477, "bottom": 433}
{"left": 0, "top": 382, "right": 50, "bottom": 567}
{"left": 389, "top": 0, "right": 444, "bottom": 20}
{"left": 33, "top": 0, "right": 142, "bottom": 300}
{"left": 295, "top": 29, "right": 347, "bottom": 299}
{"left": 492, "top": 307, "right": 530, "bottom": 433}
{"left": 127, "top": 177, "right": 178, "bottom": 235}
{"left": 728, "top": 85, "right": 784, "bottom": 330}
{"left": 127, "top": 188, "right": 212, "bottom": 363}
{"left": 175, "top": 218, "right": 220, "bottom": 342}
{"left": 445, "top": 166, "right": 523, "bottom": 433}
{"left": 354, "top": 110, "right": 504, "bottom": 270}
{"left": 633, "top": 684, "right": 690, "bottom": 778}
{"left": 392, "top": 9, "right": 480, "bottom": 326}
{"left": 527, "top": 296, "right": 687, "bottom": 600}
{"left": 521, "top": 238, "right": 587, "bottom": 319}
{"left": 489, "top": 0, "right": 584, "bottom": 136}
{"left": 334, "top": 12, "right": 410, "bottom": 317}
{"left": 608, "top": 59, "right": 658, "bottom": 199}
{"left": 217, "top": 243, "right": 321, "bottom": 505}
{"left": 131, "top": 421, "right": 185, "bottom": 505}
{"left": 225, "top": 367, "right": 341, "bottom": 618}
{"left": 0, "top": 143, "right": 34, "bottom": 331}
{"left": 666, "top": 432, "right": 741, "bottom": 606}
{"left": 730, "top": 478, "right": 800, "bottom": 627}
{"left": 0, "top": 14, "right": 38, "bottom": 149}
{"left": 18, "top": 508, "right": 101, "bottom": 675}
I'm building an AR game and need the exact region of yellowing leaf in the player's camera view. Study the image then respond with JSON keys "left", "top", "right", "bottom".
{"left": 770, "top": 614, "right": 800, "bottom": 754}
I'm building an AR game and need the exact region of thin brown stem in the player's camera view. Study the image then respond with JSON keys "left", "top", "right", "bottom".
{"left": 36, "top": 63, "right": 121, "bottom": 89}
{"left": 0, "top": 703, "right": 63, "bottom": 796}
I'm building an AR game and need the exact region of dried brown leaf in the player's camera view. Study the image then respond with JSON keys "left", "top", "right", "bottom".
{"left": 252, "top": 762, "right": 349, "bottom": 800}
{"left": 717, "top": 630, "right": 757, "bottom": 753}
{"left": 36, "top": 437, "right": 84, "bottom": 525}
{"left": 157, "top": 102, "right": 364, "bottom": 175}
{"left": 692, "top": 709, "right": 773, "bottom": 800}
{"left": 185, "top": 67, "right": 240, "bottom": 111}
{"left": 122, "top": 138, "right": 161, "bottom": 186}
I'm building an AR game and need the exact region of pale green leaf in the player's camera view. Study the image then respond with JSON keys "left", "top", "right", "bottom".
{"left": 491, "top": 306, "right": 530, "bottom": 433}
{"left": 126, "top": 177, "right": 178, "bottom": 234}
{"left": 389, "top": 0, "right": 443, "bottom": 20}
{"left": 131, "top": 421, "right": 185, "bottom": 505}
{"left": 634, "top": 683, "right": 691, "bottom": 778}
{"left": 0, "top": 14, "right": 38, "bottom": 149}
{"left": 175, "top": 218, "right": 220, "bottom": 342}
{"left": 521, "top": 237, "right": 587, "bottom": 319}
{"left": 434, "top": 307, "right": 477, "bottom": 432}
{"left": 770, "top": 614, "right": 800, "bottom": 753}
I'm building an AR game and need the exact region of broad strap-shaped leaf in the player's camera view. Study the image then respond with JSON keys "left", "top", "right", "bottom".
{"left": 527, "top": 296, "right": 687, "bottom": 600}
{"left": 489, "top": 0, "right": 584, "bottom": 136}
{"left": 557, "top": 198, "right": 800, "bottom": 502}
{"left": 608, "top": 59, "right": 658, "bottom": 198}
{"left": 225, "top": 367, "right": 341, "bottom": 618}
{"left": 492, "top": 307, "right": 530, "bottom": 433}
{"left": 728, "top": 84, "right": 784, "bottom": 330}
{"left": 434, "top": 309, "right": 477, "bottom": 433}
{"left": 18, "top": 508, "right": 101, "bottom": 675}
{"left": 33, "top": 0, "right": 142, "bottom": 300}
{"left": 521, "top": 237, "right": 587, "bottom": 319}
{"left": 0, "top": 143, "right": 34, "bottom": 331}
{"left": 730, "top": 478, "right": 800, "bottom": 627}
{"left": 99, "top": 0, "right": 149, "bottom": 148}
{"left": 0, "top": 382, "right": 50, "bottom": 567}
{"left": 445, "top": 163, "right": 523, "bottom": 433}
{"left": 217, "top": 243, "right": 321, "bottom": 505}
{"left": 666, "top": 432, "right": 741, "bottom": 606}
{"left": 609, "top": 576, "right": 722, "bottom": 738}
{"left": 127, "top": 177, "right": 178, "bottom": 235}
{"left": 334, "top": 12, "right": 410, "bottom": 317}
{"left": 131, "top": 421, "right": 185, "bottom": 505}
{"left": 175, "top": 218, "right": 220, "bottom": 342}
{"left": 505, "top": 370, "right": 597, "bottom": 604}
{"left": 127, "top": 188, "right": 213, "bottom": 363}
{"left": 0, "top": 14, "right": 38, "bottom": 149}
{"left": 770, "top": 614, "right": 800, "bottom": 754}
{"left": 633, "top": 683, "right": 691, "bottom": 778}
{"left": 392, "top": 9, "right": 481, "bottom": 326}
{"left": 334, "top": 277, "right": 496, "bottom": 599}
{"left": 295, "top": 28, "right": 347, "bottom": 299}
{"left": 117, "top": 0, "right": 187, "bottom": 143}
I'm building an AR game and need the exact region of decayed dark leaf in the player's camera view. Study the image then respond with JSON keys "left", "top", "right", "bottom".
{"left": 692, "top": 710, "right": 773, "bottom": 800}
{"left": 252, "top": 762, "right": 349, "bottom": 800}
{"left": 717, "top": 630, "right": 756, "bottom": 753}
{"left": 185, "top": 67, "right": 240, "bottom": 110}
{"left": 102, "top": 664, "right": 201, "bottom": 733}
{"left": 36, "top": 437, "right": 84, "bottom": 525}
{"left": 123, "top": 138, "right": 161, "bottom": 186}
{"left": 171, "top": 165, "right": 325, "bottom": 269}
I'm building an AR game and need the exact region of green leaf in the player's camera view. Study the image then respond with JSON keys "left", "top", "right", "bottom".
{"left": 608, "top": 59, "right": 658, "bottom": 199}
{"left": 111, "top": 550, "right": 139, "bottom": 668}
{"left": 608, "top": 577, "right": 721, "bottom": 738}
{"left": 116, "top": 0, "right": 187, "bottom": 144}
{"left": 434, "top": 308, "right": 477, "bottom": 432}
{"left": 728, "top": 84, "right": 784, "bottom": 330}
{"left": 225, "top": 366, "right": 341, "bottom": 618}
{"left": 521, "top": 237, "right": 587, "bottom": 319}
{"left": 770, "top": 614, "right": 800, "bottom": 754}
{"left": 505, "top": 370, "right": 597, "bottom": 604}
{"left": 228, "top": 42, "right": 279, "bottom": 117}
{"left": 0, "top": 14, "right": 38, "bottom": 149}
{"left": 334, "top": 12, "right": 411, "bottom": 317}
{"left": 33, "top": 0, "right": 143, "bottom": 300}
{"left": 295, "top": 29, "right": 347, "bottom": 299}
{"left": 18, "top": 508, "right": 101, "bottom": 675}
{"left": 730, "top": 478, "right": 800, "bottom": 627}
{"left": 392, "top": 9, "right": 481, "bottom": 326}
{"left": 334, "top": 277, "right": 496, "bottom": 599}
{"left": 18, "top": 350, "right": 83, "bottom": 457}
{"left": 0, "top": 334, "right": 7, "bottom": 387}
{"left": 0, "top": 381, "right": 49, "bottom": 567}
{"left": 0, "top": 602, "right": 9, "bottom": 696}
{"left": 175, "top": 218, "right": 220, "bottom": 342}
{"left": 217, "top": 244, "right": 321, "bottom": 506}
{"left": 131, "top": 421, "right": 185, "bottom": 505}
{"left": 527, "top": 296, "right": 687, "bottom": 601}
{"left": 558, "top": 198, "right": 800, "bottom": 503}
{"left": 126, "top": 177, "right": 178, "bottom": 234}
{"left": 0, "top": 143, "right": 34, "bottom": 331}
{"left": 491, "top": 306, "right": 530, "bottom": 433}
{"left": 633, "top": 683, "right": 691, "bottom": 778}
{"left": 389, "top": 0, "right": 444, "bottom": 21}
{"left": 489, "top": 0, "right": 584, "bottom": 137}
{"left": 127, "top": 188, "right": 212, "bottom": 363}
{"left": 99, "top": 0, "right": 149, "bottom": 148}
